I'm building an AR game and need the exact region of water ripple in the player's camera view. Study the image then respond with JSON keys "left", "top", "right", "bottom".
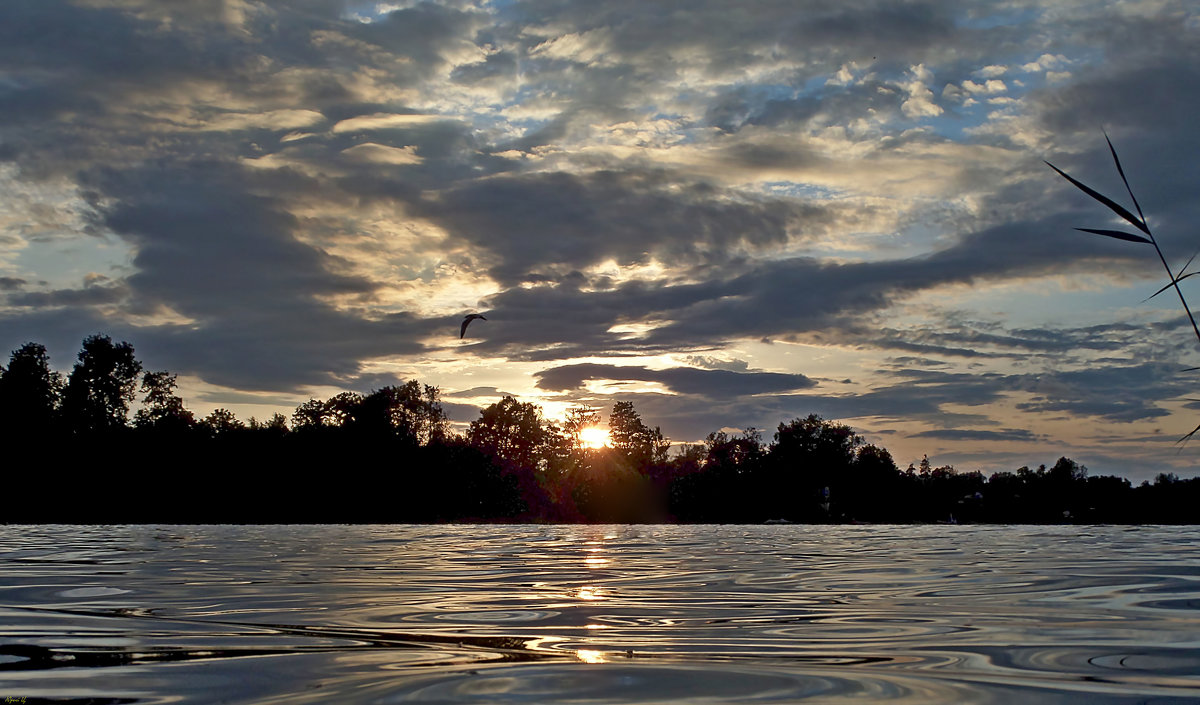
{"left": 1, "top": 524, "right": 1198, "bottom": 704}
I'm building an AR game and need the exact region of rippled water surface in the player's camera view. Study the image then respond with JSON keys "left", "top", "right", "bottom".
{"left": 1, "top": 524, "right": 1198, "bottom": 704}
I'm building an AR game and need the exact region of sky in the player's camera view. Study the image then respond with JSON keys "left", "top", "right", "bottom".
{"left": 2, "top": 0, "right": 1199, "bottom": 481}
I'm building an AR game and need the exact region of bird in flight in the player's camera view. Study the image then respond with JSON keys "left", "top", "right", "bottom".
{"left": 460, "top": 313, "right": 487, "bottom": 339}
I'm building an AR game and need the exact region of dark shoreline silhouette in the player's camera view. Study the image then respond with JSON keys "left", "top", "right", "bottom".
{"left": 3, "top": 335, "right": 1197, "bottom": 524}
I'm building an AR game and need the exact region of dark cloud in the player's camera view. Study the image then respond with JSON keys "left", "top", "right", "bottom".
{"left": 443, "top": 386, "right": 521, "bottom": 399}
{"left": 350, "top": 2, "right": 481, "bottom": 69}
{"left": 93, "top": 162, "right": 373, "bottom": 317}
{"left": 442, "top": 202, "right": 1163, "bottom": 365}
{"left": 885, "top": 356, "right": 951, "bottom": 369}
{"left": 534, "top": 362, "right": 816, "bottom": 398}
{"left": 0, "top": 278, "right": 27, "bottom": 291}
{"left": 451, "top": 50, "right": 518, "bottom": 85}
{"left": 416, "top": 169, "right": 812, "bottom": 285}
{"left": 52, "top": 159, "right": 435, "bottom": 391}
{"left": 1015, "top": 363, "right": 1181, "bottom": 423}
{"left": 8, "top": 281, "right": 129, "bottom": 308}
{"left": 443, "top": 400, "right": 486, "bottom": 423}
{"left": 910, "top": 428, "right": 1042, "bottom": 442}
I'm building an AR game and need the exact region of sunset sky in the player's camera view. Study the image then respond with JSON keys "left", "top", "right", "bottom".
{"left": 2, "top": 0, "right": 1199, "bottom": 480}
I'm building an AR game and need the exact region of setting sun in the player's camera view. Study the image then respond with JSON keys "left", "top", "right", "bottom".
{"left": 578, "top": 426, "right": 611, "bottom": 449}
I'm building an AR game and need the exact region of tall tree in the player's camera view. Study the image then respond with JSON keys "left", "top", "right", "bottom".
{"left": 772, "top": 414, "right": 862, "bottom": 471}
{"left": 703, "top": 428, "right": 765, "bottom": 475}
{"left": 323, "top": 391, "right": 363, "bottom": 428}
{"left": 356, "top": 381, "right": 449, "bottom": 444}
{"left": 0, "top": 342, "right": 63, "bottom": 433}
{"left": 292, "top": 399, "right": 327, "bottom": 430}
{"left": 469, "top": 396, "right": 561, "bottom": 471}
{"left": 134, "top": 371, "right": 194, "bottom": 432}
{"left": 562, "top": 405, "right": 602, "bottom": 452}
{"left": 767, "top": 414, "right": 864, "bottom": 519}
{"left": 608, "top": 400, "right": 670, "bottom": 469}
{"left": 201, "top": 408, "right": 244, "bottom": 435}
{"left": 60, "top": 335, "right": 142, "bottom": 434}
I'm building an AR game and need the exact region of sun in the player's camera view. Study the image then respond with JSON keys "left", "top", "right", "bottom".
{"left": 578, "top": 426, "right": 611, "bottom": 449}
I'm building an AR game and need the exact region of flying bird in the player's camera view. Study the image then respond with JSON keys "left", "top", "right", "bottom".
{"left": 460, "top": 314, "right": 487, "bottom": 339}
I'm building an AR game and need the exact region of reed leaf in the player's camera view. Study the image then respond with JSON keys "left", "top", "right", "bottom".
{"left": 1106, "top": 132, "right": 1147, "bottom": 224}
{"left": 1045, "top": 161, "right": 1151, "bottom": 235}
{"left": 1177, "top": 247, "right": 1200, "bottom": 276}
{"left": 1074, "top": 227, "right": 1153, "bottom": 244}
{"left": 1145, "top": 272, "right": 1200, "bottom": 302}
{"left": 1049, "top": 138, "right": 1200, "bottom": 444}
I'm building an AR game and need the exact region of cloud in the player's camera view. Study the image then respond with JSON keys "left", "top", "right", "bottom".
{"left": 1014, "top": 363, "right": 1181, "bottom": 423}
{"left": 911, "top": 428, "right": 1042, "bottom": 442}
{"left": 341, "top": 143, "right": 424, "bottom": 165}
{"left": 534, "top": 362, "right": 817, "bottom": 399}
{"left": 960, "top": 79, "right": 1006, "bottom": 94}
{"left": 70, "top": 160, "right": 437, "bottom": 390}
{"left": 331, "top": 113, "right": 444, "bottom": 133}
{"left": 8, "top": 279, "right": 129, "bottom": 308}
{"left": 529, "top": 29, "right": 614, "bottom": 66}
{"left": 1021, "top": 53, "right": 1070, "bottom": 73}
{"left": 415, "top": 169, "right": 808, "bottom": 286}
{"left": 900, "top": 64, "right": 943, "bottom": 118}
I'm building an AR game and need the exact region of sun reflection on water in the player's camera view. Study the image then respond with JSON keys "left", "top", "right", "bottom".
{"left": 583, "top": 541, "right": 610, "bottom": 568}
{"left": 576, "top": 586, "right": 604, "bottom": 601}
{"left": 575, "top": 649, "right": 608, "bottom": 664}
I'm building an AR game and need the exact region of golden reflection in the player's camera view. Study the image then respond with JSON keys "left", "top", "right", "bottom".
{"left": 576, "top": 585, "right": 604, "bottom": 601}
{"left": 583, "top": 543, "right": 610, "bottom": 567}
{"left": 575, "top": 649, "right": 608, "bottom": 664}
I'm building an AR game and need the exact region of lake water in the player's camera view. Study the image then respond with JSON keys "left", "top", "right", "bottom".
{"left": 1, "top": 524, "right": 1198, "bottom": 704}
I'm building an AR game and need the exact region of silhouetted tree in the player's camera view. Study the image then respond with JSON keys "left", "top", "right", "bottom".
{"left": 201, "top": 407, "right": 244, "bottom": 436}
{"left": 355, "top": 382, "right": 449, "bottom": 444}
{"left": 292, "top": 398, "right": 326, "bottom": 430}
{"left": 562, "top": 405, "right": 602, "bottom": 453}
{"left": 469, "top": 396, "right": 561, "bottom": 470}
{"left": 704, "top": 428, "right": 765, "bottom": 474}
{"left": 468, "top": 396, "right": 569, "bottom": 518}
{"left": 60, "top": 334, "right": 142, "bottom": 434}
{"left": 0, "top": 342, "right": 62, "bottom": 434}
{"left": 668, "top": 428, "right": 767, "bottom": 521}
{"left": 847, "top": 443, "right": 900, "bottom": 520}
{"left": 4, "top": 330, "right": 1198, "bottom": 524}
{"left": 608, "top": 400, "right": 670, "bottom": 468}
{"left": 767, "top": 414, "right": 863, "bottom": 520}
{"left": 134, "top": 371, "right": 195, "bottom": 432}
{"left": 323, "top": 392, "right": 363, "bottom": 428}
{"left": 263, "top": 412, "right": 289, "bottom": 434}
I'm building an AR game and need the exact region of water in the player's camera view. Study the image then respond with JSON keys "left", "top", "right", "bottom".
{"left": 1, "top": 524, "right": 1198, "bottom": 704}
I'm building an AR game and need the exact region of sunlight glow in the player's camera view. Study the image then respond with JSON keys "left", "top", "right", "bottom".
{"left": 575, "top": 649, "right": 608, "bottom": 664}
{"left": 579, "top": 426, "right": 611, "bottom": 448}
{"left": 576, "top": 585, "right": 605, "bottom": 600}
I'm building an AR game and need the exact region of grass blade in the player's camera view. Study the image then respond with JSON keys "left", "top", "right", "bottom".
{"left": 1144, "top": 271, "right": 1200, "bottom": 301}
{"left": 1046, "top": 161, "right": 1152, "bottom": 236}
{"left": 1106, "top": 133, "right": 1147, "bottom": 225}
{"left": 1074, "top": 227, "right": 1153, "bottom": 244}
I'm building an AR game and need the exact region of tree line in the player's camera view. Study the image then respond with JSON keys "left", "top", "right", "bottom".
{"left": 2, "top": 335, "right": 1197, "bottom": 523}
